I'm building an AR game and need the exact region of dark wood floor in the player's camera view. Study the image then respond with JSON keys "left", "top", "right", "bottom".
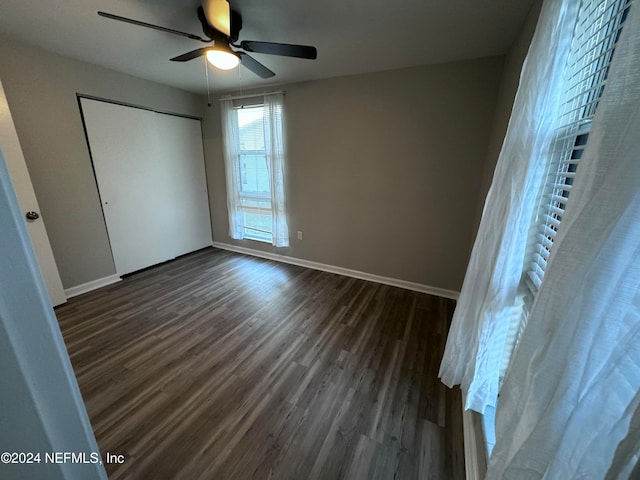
{"left": 55, "top": 247, "right": 464, "bottom": 480}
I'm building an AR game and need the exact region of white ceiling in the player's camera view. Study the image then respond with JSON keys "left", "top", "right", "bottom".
{"left": 0, "top": 0, "right": 536, "bottom": 94}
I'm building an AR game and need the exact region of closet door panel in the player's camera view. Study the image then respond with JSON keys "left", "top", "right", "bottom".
{"left": 153, "top": 113, "right": 211, "bottom": 258}
{"left": 80, "top": 98, "right": 211, "bottom": 276}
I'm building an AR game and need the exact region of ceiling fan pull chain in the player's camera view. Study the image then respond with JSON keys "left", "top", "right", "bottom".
{"left": 204, "top": 56, "right": 212, "bottom": 107}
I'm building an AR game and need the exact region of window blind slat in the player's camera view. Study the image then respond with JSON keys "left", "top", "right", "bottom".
{"left": 536, "top": 232, "right": 555, "bottom": 250}
{"left": 539, "top": 223, "right": 559, "bottom": 240}
{"left": 553, "top": 183, "right": 573, "bottom": 191}
{"left": 533, "top": 252, "right": 548, "bottom": 271}
{"left": 535, "top": 243, "right": 551, "bottom": 261}
{"left": 550, "top": 193, "right": 570, "bottom": 205}
{"left": 527, "top": 269, "right": 543, "bottom": 291}
{"left": 549, "top": 205, "right": 565, "bottom": 216}
{"left": 544, "top": 213, "right": 562, "bottom": 228}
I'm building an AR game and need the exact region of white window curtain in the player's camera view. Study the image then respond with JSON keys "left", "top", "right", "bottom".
{"left": 220, "top": 98, "right": 245, "bottom": 240}
{"left": 220, "top": 93, "right": 290, "bottom": 247}
{"left": 488, "top": 3, "right": 640, "bottom": 476}
{"left": 438, "top": 0, "right": 581, "bottom": 413}
{"left": 263, "top": 93, "right": 289, "bottom": 247}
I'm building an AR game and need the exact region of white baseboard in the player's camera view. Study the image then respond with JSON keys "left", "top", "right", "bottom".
{"left": 211, "top": 242, "right": 459, "bottom": 300}
{"left": 64, "top": 274, "right": 121, "bottom": 299}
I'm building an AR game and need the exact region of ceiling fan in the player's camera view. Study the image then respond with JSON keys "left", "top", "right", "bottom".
{"left": 97, "top": 0, "right": 317, "bottom": 79}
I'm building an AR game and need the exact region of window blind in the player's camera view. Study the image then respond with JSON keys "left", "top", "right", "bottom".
{"left": 500, "top": 0, "right": 633, "bottom": 381}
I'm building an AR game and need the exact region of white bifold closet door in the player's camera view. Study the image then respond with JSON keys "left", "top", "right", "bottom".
{"left": 80, "top": 98, "right": 212, "bottom": 276}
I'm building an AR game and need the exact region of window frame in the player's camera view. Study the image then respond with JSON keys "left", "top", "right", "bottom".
{"left": 235, "top": 104, "right": 274, "bottom": 244}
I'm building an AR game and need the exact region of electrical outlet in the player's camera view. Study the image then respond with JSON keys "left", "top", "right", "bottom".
{"left": 297, "top": 231, "right": 303, "bottom": 240}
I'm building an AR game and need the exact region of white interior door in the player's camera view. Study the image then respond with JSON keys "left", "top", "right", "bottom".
{"left": 79, "top": 98, "right": 212, "bottom": 276}
{"left": 0, "top": 79, "right": 66, "bottom": 306}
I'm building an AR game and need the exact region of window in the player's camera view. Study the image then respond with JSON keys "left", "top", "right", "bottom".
{"left": 524, "top": 0, "right": 631, "bottom": 300}
{"left": 501, "top": 0, "right": 633, "bottom": 382}
{"left": 220, "top": 93, "right": 290, "bottom": 247}
{"left": 237, "top": 105, "right": 273, "bottom": 243}
{"left": 439, "top": 0, "right": 637, "bottom": 437}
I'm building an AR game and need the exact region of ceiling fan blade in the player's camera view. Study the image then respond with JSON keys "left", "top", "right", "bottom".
{"left": 238, "top": 52, "right": 275, "bottom": 79}
{"left": 97, "top": 11, "right": 209, "bottom": 43}
{"left": 170, "top": 48, "right": 210, "bottom": 62}
{"left": 202, "top": 0, "right": 231, "bottom": 37}
{"left": 229, "top": 10, "right": 243, "bottom": 43}
{"left": 196, "top": 6, "right": 218, "bottom": 41}
{"left": 239, "top": 41, "right": 317, "bottom": 59}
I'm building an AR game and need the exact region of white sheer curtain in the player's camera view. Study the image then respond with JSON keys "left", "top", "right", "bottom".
{"left": 439, "top": 0, "right": 580, "bottom": 413}
{"left": 220, "top": 97, "right": 245, "bottom": 240}
{"left": 487, "top": 4, "right": 640, "bottom": 476}
{"left": 263, "top": 93, "right": 290, "bottom": 247}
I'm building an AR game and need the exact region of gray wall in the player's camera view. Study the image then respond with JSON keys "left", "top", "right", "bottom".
{"left": 1, "top": 36, "right": 509, "bottom": 293}
{"left": 204, "top": 57, "right": 504, "bottom": 292}
{"left": 0, "top": 37, "right": 204, "bottom": 289}
{"left": 473, "top": 0, "right": 543, "bottom": 232}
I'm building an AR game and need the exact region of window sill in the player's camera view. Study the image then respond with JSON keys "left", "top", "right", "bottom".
{"left": 244, "top": 232, "right": 273, "bottom": 244}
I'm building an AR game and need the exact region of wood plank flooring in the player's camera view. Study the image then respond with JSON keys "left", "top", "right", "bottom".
{"left": 55, "top": 247, "right": 464, "bottom": 480}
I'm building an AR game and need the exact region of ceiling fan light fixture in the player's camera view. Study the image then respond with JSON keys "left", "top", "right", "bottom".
{"left": 206, "top": 48, "right": 239, "bottom": 70}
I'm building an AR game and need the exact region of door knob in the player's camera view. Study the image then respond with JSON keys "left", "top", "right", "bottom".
{"left": 25, "top": 211, "right": 40, "bottom": 221}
